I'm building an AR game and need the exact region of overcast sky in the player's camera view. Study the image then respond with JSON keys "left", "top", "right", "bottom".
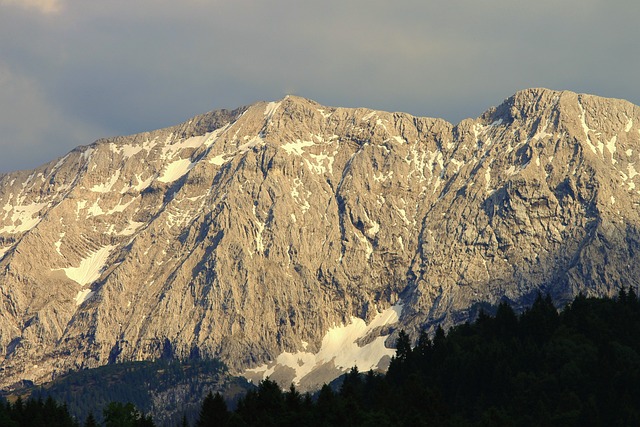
{"left": 0, "top": 0, "right": 638, "bottom": 173}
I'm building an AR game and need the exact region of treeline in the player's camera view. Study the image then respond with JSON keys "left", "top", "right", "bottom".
{"left": 0, "top": 398, "right": 158, "bottom": 427}
{"left": 0, "top": 396, "right": 78, "bottom": 427}
{"left": 4, "top": 290, "right": 640, "bottom": 426}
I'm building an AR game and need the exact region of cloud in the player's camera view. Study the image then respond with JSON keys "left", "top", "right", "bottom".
{"left": 0, "top": 0, "right": 639, "bottom": 172}
{"left": 0, "top": 63, "right": 104, "bottom": 172}
{"left": 0, "top": 0, "right": 62, "bottom": 15}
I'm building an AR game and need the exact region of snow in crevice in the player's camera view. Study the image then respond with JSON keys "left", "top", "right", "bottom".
{"left": 74, "top": 289, "right": 94, "bottom": 306}
{"left": 317, "top": 109, "right": 332, "bottom": 119}
{"left": 355, "top": 230, "right": 373, "bottom": 259}
{"left": 119, "top": 221, "right": 145, "bottom": 236}
{"left": 531, "top": 119, "right": 553, "bottom": 140}
{"left": 367, "top": 221, "right": 380, "bottom": 237}
{"left": 450, "top": 158, "right": 464, "bottom": 174}
{"left": 120, "top": 144, "right": 144, "bottom": 158}
{"left": 106, "top": 197, "right": 137, "bottom": 215}
{"left": 394, "top": 206, "right": 411, "bottom": 226}
{"left": 253, "top": 205, "right": 266, "bottom": 254}
{"left": 55, "top": 232, "right": 65, "bottom": 256}
{"left": 264, "top": 101, "right": 281, "bottom": 119}
{"left": 0, "top": 246, "right": 12, "bottom": 260}
{"left": 90, "top": 170, "right": 121, "bottom": 193}
{"left": 160, "top": 133, "right": 208, "bottom": 160}
{"left": 375, "top": 118, "right": 388, "bottom": 132}
{"left": 606, "top": 136, "right": 617, "bottom": 163}
{"left": 245, "top": 303, "right": 403, "bottom": 386}
{"left": 362, "top": 111, "right": 377, "bottom": 122}
{"left": 291, "top": 178, "right": 310, "bottom": 214}
{"left": 373, "top": 170, "right": 394, "bottom": 183}
{"left": 484, "top": 165, "right": 492, "bottom": 192}
{"left": 577, "top": 100, "right": 604, "bottom": 155}
{"left": 306, "top": 151, "right": 336, "bottom": 175}
{"left": 132, "top": 175, "right": 154, "bottom": 192}
{"left": 625, "top": 119, "right": 633, "bottom": 133}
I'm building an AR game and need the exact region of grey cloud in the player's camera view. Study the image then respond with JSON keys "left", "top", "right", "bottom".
{"left": 0, "top": 0, "right": 639, "bottom": 172}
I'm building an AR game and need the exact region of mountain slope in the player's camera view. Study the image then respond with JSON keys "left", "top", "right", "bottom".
{"left": 1, "top": 88, "right": 639, "bottom": 390}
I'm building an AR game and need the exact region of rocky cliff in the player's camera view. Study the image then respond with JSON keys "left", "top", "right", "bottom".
{"left": 1, "top": 88, "right": 639, "bottom": 390}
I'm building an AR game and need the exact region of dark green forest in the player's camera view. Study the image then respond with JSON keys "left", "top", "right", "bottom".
{"left": 3, "top": 290, "right": 640, "bottom": 426}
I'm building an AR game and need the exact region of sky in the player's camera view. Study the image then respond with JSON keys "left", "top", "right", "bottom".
{"left": 0, "top": 0, "right": 638, "bottom": 173}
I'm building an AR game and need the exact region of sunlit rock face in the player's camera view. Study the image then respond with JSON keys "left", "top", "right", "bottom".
{"left": 1, "top": 89, "right": 640, "bottom": 390}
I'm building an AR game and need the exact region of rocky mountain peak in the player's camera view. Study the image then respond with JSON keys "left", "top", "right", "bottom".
{"left": 1, "top": 89, "right": 639, "bottom": 391}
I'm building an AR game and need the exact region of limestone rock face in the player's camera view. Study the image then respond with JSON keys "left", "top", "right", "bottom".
{"left": 1, "top": 89, "right": 639, "bottom": 389}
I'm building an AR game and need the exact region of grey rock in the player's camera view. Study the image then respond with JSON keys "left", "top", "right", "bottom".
{"left": 1, "top": 89, "right": 639, "bottom": 389}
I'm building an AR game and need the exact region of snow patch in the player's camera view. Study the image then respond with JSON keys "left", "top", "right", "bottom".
{"left": 209, "top": 154, "right": 230, "bottom": 166}
{"left": 120, "top": 144, "right": 144, "bottom": 158}
{"left": 62, "top": 245, "right": 116, "bottom": 286}
{"left": 161, "top": 134, "right": 209, "bottom": 159}
{"left": 281, "top": 140, "right": 315, "bottom": 156}
{"left": 0, "top": 202, "right": 48, "bottom": 234}
{"left": 158, "top": 159, "right": 194, "bottom": 183}
{"left": 87, "top": 200, "right": 104, "bottom": 217}
{"left": 245, "top": 303, "right": 403, "bottom": 386}
{"left": 625, "top": 119, "right": 633, "bottom": 132}
{"left": 306, "top": 152, "right": 335, "bottom": 175}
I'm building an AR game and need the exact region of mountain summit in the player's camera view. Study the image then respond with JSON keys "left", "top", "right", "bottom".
{"left": 1, "top": 89, "right": 639, "bottom": 389}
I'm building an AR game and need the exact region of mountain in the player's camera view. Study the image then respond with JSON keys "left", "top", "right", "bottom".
{"left": 1, "top": 88, "right": 639, "bottom": 391}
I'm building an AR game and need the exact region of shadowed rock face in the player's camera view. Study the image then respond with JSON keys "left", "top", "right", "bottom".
{"left": 1, "top": 88, "right": 640, "bottom": 389}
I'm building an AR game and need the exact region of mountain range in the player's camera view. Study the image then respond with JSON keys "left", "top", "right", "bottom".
{"left": 1, "top": 88, "right": 639, "bottom": 391}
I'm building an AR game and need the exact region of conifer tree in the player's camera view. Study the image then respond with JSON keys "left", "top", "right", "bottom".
{"left": 196, "top": 391, "right": 228, "bottom": 427}
{"left": 84, "top": 412, "right": 99, "bottom": 427}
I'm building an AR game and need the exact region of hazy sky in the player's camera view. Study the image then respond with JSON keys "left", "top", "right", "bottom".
{"left": 0, "top": 0, "right": 638, "bottom": 173}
